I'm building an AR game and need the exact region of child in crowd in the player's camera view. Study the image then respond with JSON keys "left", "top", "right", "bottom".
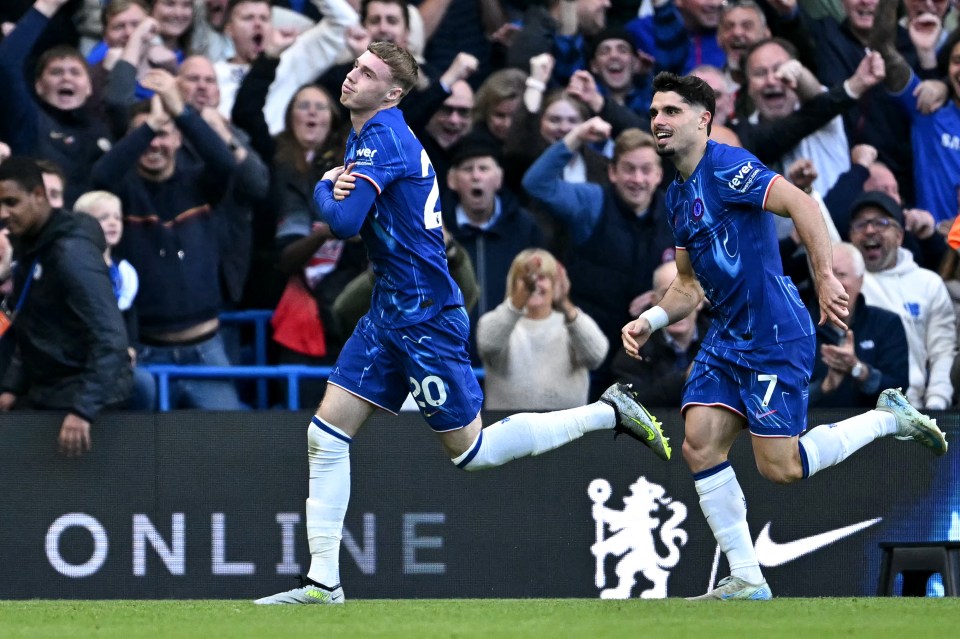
{"left": 73, "top": 190, "right": 156, "bottom": 410}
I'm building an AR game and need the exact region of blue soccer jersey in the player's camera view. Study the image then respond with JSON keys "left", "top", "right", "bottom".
{"left": 665, "top": 141, "right": 814, "bottom": 350}
{"left": 893, "top": 73, "right": 960, "bottom": 223}
{"left": 322, "top": 107, "right": 463, "bottom": 329}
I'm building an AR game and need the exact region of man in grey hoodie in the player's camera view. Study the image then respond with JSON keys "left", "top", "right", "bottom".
{"left": 849, "top": 190, "right": 956, "bottom": 409}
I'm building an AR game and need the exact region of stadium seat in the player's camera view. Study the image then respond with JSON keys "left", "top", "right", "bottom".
{"left": 877, "top": 542, "right": 960, "bottom": 596}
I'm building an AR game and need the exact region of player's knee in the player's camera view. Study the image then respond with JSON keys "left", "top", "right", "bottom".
{"left": 756, "top": 459, "right": 802, "bottom": 484}
{"left": 681, "top": 438, "right": 715, "bottom": 472}
{"left": 454, "top": 459, "right": 486, "bottom": 472}
{"left": 449, "top": 433, "right": 492, "bottom": 472}
{"left": 452, "top": 452, "right": 493, "bottom": 472}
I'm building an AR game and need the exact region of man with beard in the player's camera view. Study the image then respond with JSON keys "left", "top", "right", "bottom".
{"left": 848, "top": 191, "right": 955, "bottom": 410}
{"left": 104, "top": 46, "right": 269, "bottom": 305}
{"left": 624, "top": 71, "right": 946, "bottom": 600}
{"left": 0, "top": 0, "right": 113, "bottom": 207}
{"left": 824, "top": 156, "right": 948, "bottom": 272}
{"left": 90, "top": 68, "right": 245, "bottom": 409}
{"left": 255, "top": 41, "right": 671, "bottom": 606}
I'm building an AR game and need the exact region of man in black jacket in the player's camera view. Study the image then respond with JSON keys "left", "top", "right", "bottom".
{"left": 441, "top": 137, "right": 544, "bottom": 365}
{"left": 91, "top": 69, "right": 243, "bottom": 410}
{"left": 0, "top": 156, "right": 131, "bottom": 457}
{"left": 522, "top": 123, "right": 676, "bottom": 398}
{"left": 809, "top": 241, "right": 909, "bottom": 408}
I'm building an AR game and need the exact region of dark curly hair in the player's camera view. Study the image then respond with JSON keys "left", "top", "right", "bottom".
{"left": 652, "top": 72, "right": 716, "bottom": 135}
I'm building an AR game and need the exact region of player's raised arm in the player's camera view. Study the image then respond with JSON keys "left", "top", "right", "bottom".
{"left": 765, "top": 176, "right": 849, "bottom": 330}
{"left": 621, "top": 249, "right": 703, "bottom": 359}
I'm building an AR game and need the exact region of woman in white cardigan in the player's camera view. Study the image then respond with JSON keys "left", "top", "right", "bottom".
{"left": 477, "top": 248, "right": 608, "bottom": 410}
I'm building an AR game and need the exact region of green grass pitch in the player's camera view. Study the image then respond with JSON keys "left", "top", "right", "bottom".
{"left": 1, "top": 599, "right": 958, "bottom": 639}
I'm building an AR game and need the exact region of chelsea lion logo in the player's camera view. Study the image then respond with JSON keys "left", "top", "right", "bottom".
{"left": 589, "top": 477, "right": 688, "bottom": 599}
{"left": 692, "top": 198, "right": 704, "bottom": 222}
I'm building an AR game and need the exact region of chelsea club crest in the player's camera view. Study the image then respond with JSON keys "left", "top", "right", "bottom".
{"left": 692, "top": 198, "right": 705, "bottom": 223}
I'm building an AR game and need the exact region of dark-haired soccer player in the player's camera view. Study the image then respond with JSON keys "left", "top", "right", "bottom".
{"left": 619, "top": 71, "right": 948, "bottom": 600}
{"left": 255, "top": 41, "right": 672, "bottom": 605}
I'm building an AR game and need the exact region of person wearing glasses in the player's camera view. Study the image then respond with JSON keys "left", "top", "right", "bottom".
{"left": 418, "top": 79, "right": 475, "bottom": 198}
{"left": 848, "top": 190, "right": 956, "bottom": 410}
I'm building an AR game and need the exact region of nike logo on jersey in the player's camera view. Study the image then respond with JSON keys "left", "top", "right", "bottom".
{"left": 754, "top": 518, "right": 882, "bottom": 567}
{"left": 754, "top": 409, "right": 777, "bottom": 419}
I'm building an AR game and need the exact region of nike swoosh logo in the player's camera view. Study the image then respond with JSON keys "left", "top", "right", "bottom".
{"left": 755, "top": 409, "right": 777, "bottom": 419}
{"left": 629, "top": 418, "right": 656, "bottom": 441}
{"left": 754, "top": 518, "right": 882, "bottom": 567}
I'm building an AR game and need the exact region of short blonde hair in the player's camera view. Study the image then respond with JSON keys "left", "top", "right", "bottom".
{"left": 368, "top": 41, "right": 418, "bottom": 98}
{"left": 73, "top": 190, "right": 122, "bottom": 215}
{"left": 505, "top": 248, "right": 559, "bottom": 300}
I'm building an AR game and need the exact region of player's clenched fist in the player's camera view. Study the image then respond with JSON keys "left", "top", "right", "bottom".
{"left": 334, "top": 162, "right": 357, "bottom": 201}
{"left": 621, "top": 317, "right": 653, "bottom": 360}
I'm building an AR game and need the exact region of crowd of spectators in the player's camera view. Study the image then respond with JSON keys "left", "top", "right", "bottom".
{"left": 0, "top": 0, "right": 958, "bottom": 436}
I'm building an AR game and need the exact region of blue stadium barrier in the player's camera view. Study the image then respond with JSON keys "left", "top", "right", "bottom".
{"left": 218, "top": 310, "right": 274, "bottom": 407}
{"left": 145, "top": 310, "right": 487, "bottom": 411}
{"left": 142, "top": 364, "right": 486, "bottom": 411}
{"left": 143, "top": 364, "right": 333, "bottom": 411}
